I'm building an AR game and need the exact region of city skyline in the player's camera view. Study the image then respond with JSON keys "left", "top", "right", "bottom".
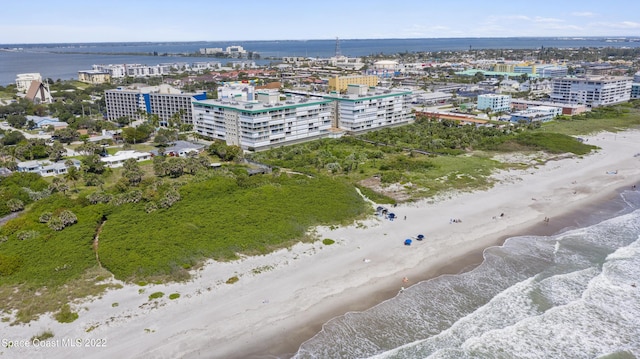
{"left": 1, "top": 0, "right": 640, "bottom": 44}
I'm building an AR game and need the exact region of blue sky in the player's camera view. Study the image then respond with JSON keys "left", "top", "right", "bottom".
{"left": 2, "top": 0, "right": 639, "bottom": 44}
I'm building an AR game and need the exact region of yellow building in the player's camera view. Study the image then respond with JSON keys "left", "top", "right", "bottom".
{"left": 328, "top": 75, "right": 378, "bottom": 92}
{"left": 78, "top": 70, "right": 112, "bottom": 84}
{"left": 493, "top": 63, "right": 515, "bottom": 73}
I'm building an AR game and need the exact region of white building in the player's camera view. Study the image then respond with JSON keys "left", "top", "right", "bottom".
{"left": 218, "top": 84, "right": 255, "bottom": 101}
{"left": 15, "top": 73, "right": 42, "bottom": 92}
{"left": 17, "top": 159, "right": 80, "bottom": 177}
{"left": 550, "top": 76, "right": 632, "bottom": 107}
{"left": 477, "top": 94, "right": 512, "bottom": 113}
{"left": 100, "top": 151, "right": 152, "bottom": 168}
{"left": 193, "top": 91, "right": 335, "bottom": 151}
{"left": 535, "top": 65, "right": 568, "bottom": 78}
{"left": 509, "top": 106, "right": 562, "bottom": 123}
{"left": 104, "top": 84, "right": 207, "bottom": 126}
{"left": 324, "top": 85, "right": 414, "bottom": 133}
{"left": 225, "top": 45, "right": 247, "bottom": 57}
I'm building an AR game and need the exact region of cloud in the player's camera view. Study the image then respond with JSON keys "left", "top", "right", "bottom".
{"left": 571, "top": 11, "right": 596, "bottom": 17}
{"left": 534, "top": 17, "right": 564, "bottom": 23}
{"left": 592, "top": 21, "right": 640, "bottom": 29}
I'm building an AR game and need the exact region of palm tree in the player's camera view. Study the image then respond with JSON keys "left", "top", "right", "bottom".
{"left": 64, "top": 162, "right": 80, "bottom": 190}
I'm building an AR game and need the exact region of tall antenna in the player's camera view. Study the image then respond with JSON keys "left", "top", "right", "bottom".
{"left": 335, "top": 37, "right": 341, "bottom": 57}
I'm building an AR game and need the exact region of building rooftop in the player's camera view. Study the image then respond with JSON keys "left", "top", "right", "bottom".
{"left": 193, "top": 96, "right": 332, "bottom": 113}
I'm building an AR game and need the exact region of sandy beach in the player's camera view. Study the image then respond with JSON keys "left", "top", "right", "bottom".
{"left": 2, "top": 130, "right": 640, "bottom": 359}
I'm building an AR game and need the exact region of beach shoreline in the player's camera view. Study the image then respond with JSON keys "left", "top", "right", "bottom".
{"left": 255, "top": 182, "right": 631, "bottom": 359}
{"left": 2, "top": 130, "right": 639, "bottom": 359}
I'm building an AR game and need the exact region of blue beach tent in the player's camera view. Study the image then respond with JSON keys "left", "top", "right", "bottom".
{"left": 404, "top": 239, "right": 412, "bottom": 246}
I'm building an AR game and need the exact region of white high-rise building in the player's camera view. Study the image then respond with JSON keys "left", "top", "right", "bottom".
{"left": 324, "top": 85, "right": 414, "bottom": 133}
{"left": 550, "top": 76, "right": 632, "bottom": 107}
{"left": 193, "top": 92, "right": 334, "bottom": 151}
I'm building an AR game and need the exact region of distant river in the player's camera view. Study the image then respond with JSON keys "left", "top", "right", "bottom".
{"left": 2, "top": 37, "right": 640, "bottom": 86}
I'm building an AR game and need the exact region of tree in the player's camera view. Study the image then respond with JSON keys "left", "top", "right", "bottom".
{"left": 54, "top": 128, "right": 79, "bottom": 145}
{"left": 76, "top": 141, "right": 102, "bottom": 156}
{"left": 64, "top": 162, "right": 80, "bottom": 189}
{"left": 473, "top": 71, "right": 485, "bottom": 83}
{"left": 1, "top": 131, "right": 26, "bottom": 146}
{"left": 122, "top": 124, "right": 153, "bottom": 144}
{"left": 115, "top": 116, "right": 131, "bottom": 127}
{"left": 47, "top": 141, "right": 66, "bottom": 162}
{"left": 122, "top": 158, "right": 143, "bottom": 186}
{"left": 7, "top": 114, "right": 27, "bottom": 128}
{"left": 81, "top": 154, "right": 106, "bottom": 174}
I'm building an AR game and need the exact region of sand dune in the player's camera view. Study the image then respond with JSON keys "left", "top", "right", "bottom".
{"left": 2, "top": 130, "right": 640, "bottom": 359}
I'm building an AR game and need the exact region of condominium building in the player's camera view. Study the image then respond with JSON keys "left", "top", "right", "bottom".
{"left": 15, "top": 73, "right": 42, "bottom": 92}
{"left": 477, "top": 94, "right": 512, "bottom": 113}
{"left": 78, "top": 70, "right": 111, "bottom": 84}
{"left": 328, "top": 75, "right": 379, "bottom": 92}
{"left": 105, "top": 84, "right": 206, "bottom": 126}
{"left": 192, "top": 91, "right": 334, "bottom": 151}
{"left": 324, "top": 85, "right": 414, "bottom": 134}
{"left": 550, "top": 76, "right": 632, "bottom": 107}
{"left": 535, "top": 65, "right": 568, "bottom": 78}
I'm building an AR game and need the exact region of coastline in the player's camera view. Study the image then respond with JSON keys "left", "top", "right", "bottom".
{"left": 2, "top": 130, "right": 639, "bottom": 359}
{"left": 258, "top": 182, "right": 631, "bottom": 359}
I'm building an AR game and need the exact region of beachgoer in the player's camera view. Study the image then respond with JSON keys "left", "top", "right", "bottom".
{"left": 402, "top": 277, "right": 409, "bottom": 283}
{"left": 404, "top": 215, "right": 406, "bottom": 220}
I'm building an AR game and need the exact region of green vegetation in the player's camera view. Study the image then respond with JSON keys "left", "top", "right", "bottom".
{"left": 322, "top": 238, "right": 335, "bottom": 245}
{"left": 536, "top": 101, "right": 640, "bottom": 135}
{"left": 168, "top": 293, "right": 180, "bottom": 300}
{"left": 97, "top": 174, "right": 367, "bottom": 280}
{"left": 148, "top": 292, "right": 164, "bottom": 300}
{"left": 2, "top": 95, "right": 639, "bottom": 324}
{"left": 31, "top": 330, "right": 54, "bottom": 342}
{"left": 54, "top": 304, "right": 78, "bottom": 323}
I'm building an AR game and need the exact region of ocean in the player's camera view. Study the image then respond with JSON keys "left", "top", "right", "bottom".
{"left": 293, "top": 188, "right": 640, "bottom": 358}
{"left": 2, "top": 37, "right": 640, "bottom": 86}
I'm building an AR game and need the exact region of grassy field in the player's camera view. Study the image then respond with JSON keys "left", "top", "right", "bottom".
{"left": 536, "top": 102, "right": 640, "bottom": 135}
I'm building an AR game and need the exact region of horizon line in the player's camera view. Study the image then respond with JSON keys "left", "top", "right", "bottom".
{"left": 2, "top": 35, "right": 640, "bottom": 46}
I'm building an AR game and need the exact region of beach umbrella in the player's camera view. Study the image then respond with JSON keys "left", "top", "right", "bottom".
{"left": 417, "top": 234, "right": 425, "bottom": 240}
{"left": 404, "top": 239, "right": 412, "bottom": 246}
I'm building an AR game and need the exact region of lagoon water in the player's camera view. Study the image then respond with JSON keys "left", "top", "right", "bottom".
{"left": 2, "top": 37, "right": 640, "bottom": 86}
{"left": 294, "top": 189, "right": 640, "bottom": 358}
